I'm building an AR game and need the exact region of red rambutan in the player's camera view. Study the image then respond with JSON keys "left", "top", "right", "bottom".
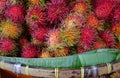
{"left": 46, "top": 0, "right": 69, "bottom": 24}
{"left": 26, "top": 5, "right": 45, "bottom": 29}
{"left": 79, "top": 26, "right": 96, "bottom": 50}
{"left": 0, "top": 38, "right": 15, "bottom": 54}
{"left": 22, "top": 43, "right": 40, "bottom": 58}
{"left": 5, "top": 4, "right": 24, "bottom": 23}
{"left": 32, "top": 26, "right": 48, "bottom": 43}
{"left": 99, "top": 30, "right": 115, "bottom": 48}
{"left": 94, "top": 1, "right": 114, "bottom": 19}
{"left": 87, "top": 14, "right": 99, "bottom": 29}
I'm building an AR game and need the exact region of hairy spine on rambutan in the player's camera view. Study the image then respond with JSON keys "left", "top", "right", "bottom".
{"left": 26, "top": 5, "right": 45, "bottom": 30}
{"left": 46, "top": 0, "right": 69, "bottom": 24}
{"left": 46, "top": 28, "right": 63, "bottom": 51}
{"left": 5, "top": 4, "right": 25, "bottom": 23}
{"left": 39, "top": 49, "right": 52, "bottom": 58}
{"left": 99, "top": 30, "right": 115, "bottom": 48}
{"left": 72, "top": 1, "right": 88, "bottom": 14}
{"left": 63, "top": 13, "right": 85, "bottom": 28}
{"left": 22, "top": 43, "right": 40, "bottom": 58}
{"left": 87, "top": 14, "right": 99, "bottom": 29}
{"left": 79, "top": 26, "right": 96, "bottom": 50}
{"left": 53, "top": 48, "right": 69, "bottom": 57}
{"left": 94, "top": 1, "right": 114, "bottom": 19}
{"left": 31, "top": 26, "right": 48, "bottom": 43}
{"left": 60, "top": 26, "right": 80, "bottom": 47}
{"left": 0, "top": 20, "right": 22, "bottom": 38}
{"left": 0, "top": 38, "right": 16, "bottom": 56}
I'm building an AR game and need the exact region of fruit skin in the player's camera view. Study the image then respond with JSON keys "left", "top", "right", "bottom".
{"left": 0, "top": 38, "right": 16, "bottom": 55}
{"left": 111, "top": 23, "right": 120, "bottom": 41}
{"left": 0, "top": 20, "right": 22, "bottom": 39}
{"left": 32, "top": 26, "right": 48, "bottom": 43}
{"left": 26, "top": 5, "right": 45, "bottom": 30}
{"left": 99, "top": 30, "right": 115, "bottom": 48}
{"left": 94, "top": 1, "right": 114, "bottom": 19}
{"left": 5, "top": 4, "right": 25, "bottom": 23}
{"left": 22, "top": 43, "right": 40, "bottom": 58}
{"left": 72, "top": 1, "right": 88, "bottom": 14}
{"left": 60, "top": 26, "right": 80, "bottom": 47}
{"left": 54, "top": 48, "right": 69, "bottom": 57}
{"left": 87, "top": 14, "right": 99, "bottom": 29}
{"left": 79, "top": 26, "right": 96, "bottom": 50}
{"left": 46, "top": 0, "right": 69, "bottom": 24}
{"left": 46, "top": 29, "right": 63, "bottom": 51}
{"left": 63, "top": 13, "right": 85, "bottom": 28}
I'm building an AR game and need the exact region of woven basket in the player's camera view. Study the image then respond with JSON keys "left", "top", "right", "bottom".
{"left": 0, "top": 49, "right": 120, "bottom": 78}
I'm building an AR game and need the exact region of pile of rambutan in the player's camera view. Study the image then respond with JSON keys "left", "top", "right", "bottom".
{"left": 0, "top": 0, "right": 120, "bottom": 58}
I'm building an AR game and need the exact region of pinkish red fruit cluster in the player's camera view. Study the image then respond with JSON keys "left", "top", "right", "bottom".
{"left": 0, "top": 0, "right": 120, "bottom": 58}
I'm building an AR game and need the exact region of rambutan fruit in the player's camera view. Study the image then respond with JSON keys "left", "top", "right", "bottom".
{"left": 111, "top": 6, "right": 120, "bottom": 23}
{"left": 99, "top": 30, "right": 115, "bottom": 48}
{"left": 26, "top": 5, "right": 45, "bottom": 29}
{"left": 72, "top": 1, "right": 88, "bottom": 14}
{"left": 46, "top": 0, "right": 69, "bottom": 24}
{"left": 54, "top": 48, "right": 69, "bottom": 57}
{"left": 39, "top": 49, "right": 52, "bottom": 58}
{"left": 5, "top": 4, "right": 25, "bottom": 23}
{"left": 87, "top": 14, "right": 99, "bottom": 29}
{"left": 46, "top": 29, "right": 63, "bottom": 51}
{"left": 32, "top": 26, "right": 48, "bottom": 43}
{"left": 0, "top": 0, "right": 7, "bottom": 13}
{"left": 0, "top": 38, "right": 16, "bottom": 55}
{"left": 63, "top": 13, "right": 85, "bottom": 28}
{"left": 0, "top": 20, "right": 22, "bottom": 38}
{"left": 60, "top": 26, "right": 80, "bottom": 47}
{"left": 94, "top": 1, "right": 114, "bottom": 19}
{"left": 79, "top": 26, "right": 96, "bottom": 50}
{"left": 22, "top": 43, "right": 40, "bottom": 58}
{"left": 93, "top": 40, "right": 106, "bottom": 49}
{"left": 111, "top": 23, "right": 120, "bottom": 41}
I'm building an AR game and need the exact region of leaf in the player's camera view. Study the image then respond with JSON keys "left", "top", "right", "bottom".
{"left": 0, "top": 49, "right": 120, "bottom": 68}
